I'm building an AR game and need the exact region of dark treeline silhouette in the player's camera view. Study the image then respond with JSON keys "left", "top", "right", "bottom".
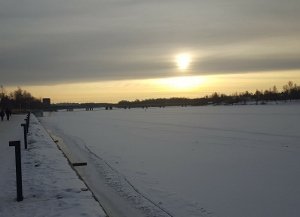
{"left": 0, "top": 87, "right": 43, "bottom": 112}
{"left": 118, "top": 81, "right": 300, "bottom": 108}
{"left": 1, "top": 81, "right": 300, "bottom": 111}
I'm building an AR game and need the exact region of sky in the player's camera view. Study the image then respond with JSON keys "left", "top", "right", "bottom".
{"left": 1, "top": 0, "right": 300, "bottom": 102}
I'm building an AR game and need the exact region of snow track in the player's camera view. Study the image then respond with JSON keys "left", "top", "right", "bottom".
{"left": 47, "top": 130, "right": 176, "bottom": 217}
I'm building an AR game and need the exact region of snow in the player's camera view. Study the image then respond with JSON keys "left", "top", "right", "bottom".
{"left": 0, "top": 114, "right": 106, "bottom": 217}
{"left": 40, "top": 104, "right": 300, "bottom": 217}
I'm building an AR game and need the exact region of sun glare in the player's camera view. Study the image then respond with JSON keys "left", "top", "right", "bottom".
{"left": 176, "top": 53, "right": 191, "bottom": 71}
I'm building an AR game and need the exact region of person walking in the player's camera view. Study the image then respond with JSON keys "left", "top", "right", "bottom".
{"left": 0, "top": 110, "right": 4, "bottom": 121}
{"left": 5, "top": 108, "right": 10, "bottom": 121}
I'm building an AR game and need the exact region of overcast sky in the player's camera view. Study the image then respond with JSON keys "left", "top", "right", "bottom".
{"left": 1, "top": 0, "right": 300, "bottom": 86}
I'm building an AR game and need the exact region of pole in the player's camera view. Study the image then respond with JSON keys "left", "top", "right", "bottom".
{"left": 24, "top": 118, "right": 28, "bottom": 134}
{"left": 9, "top": 141, "right": 23, "bottom": 202}
{"left": 21, "top": 124, "right": 27, "bottom": 149}
{"left": 27, "top": 113, "right": 30, "bottom": 129}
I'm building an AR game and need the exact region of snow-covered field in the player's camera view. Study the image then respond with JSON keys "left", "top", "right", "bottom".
{"left": 40, "top": 104, "right": 300, "bottom": 217}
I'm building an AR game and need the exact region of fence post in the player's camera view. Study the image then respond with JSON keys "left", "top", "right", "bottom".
{"left": 24, "top": 118, "right": 28, "bottom": 134}
{"left": 21, "top": 124, "right": 27, "bottom": 149}
{"left": 27, "top": 112, "right": 30, "bottom": 129}
{"left": 9, "top": 141, "right": 23, "bottom": 202}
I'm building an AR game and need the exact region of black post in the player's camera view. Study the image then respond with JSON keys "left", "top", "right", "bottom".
{"left": 9, "top": 141, "right": 23, "bottom": 202}
{"left": 21, "top": 124, "right": 27, "bottom": 149}
{"left": 24, "top": 118, "right": 28, "bottom": 134}
{"left": 27, "top": 113, "right": 30, "bottom": 131}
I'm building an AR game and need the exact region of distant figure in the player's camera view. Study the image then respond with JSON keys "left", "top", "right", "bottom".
{"left": 0, "top": 110, "right": 4, "bottom": 121}
{"left": 5, "top": 108, "right": 11, "bottom": 121}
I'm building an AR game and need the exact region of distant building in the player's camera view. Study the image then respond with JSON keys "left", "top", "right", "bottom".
{"left": 42, "top": 98, "right": 51, "bottom": 106}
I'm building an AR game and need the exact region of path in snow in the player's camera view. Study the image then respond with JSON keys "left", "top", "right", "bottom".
{"left": 0, "top": 114, "right": 106, "bottom": 217}
{"left": 48, "top": 131, "right": 173, "bottom": 217}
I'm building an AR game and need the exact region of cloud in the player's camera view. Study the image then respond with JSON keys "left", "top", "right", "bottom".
{"left": 196, "top": 54, "right": 300, "bottom": 75}
{"left": 1, "top": 0, "right": 300, "bottom": 85}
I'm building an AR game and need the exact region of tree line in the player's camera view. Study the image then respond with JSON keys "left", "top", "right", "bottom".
{"left": 118, "top": 81, "right": 300, "bottom": 107}
{"left": 0, "top": 87, "right": 43, "bottom": 111}
{"left": 1, "top": 81, "right": 300, "bottom": 111}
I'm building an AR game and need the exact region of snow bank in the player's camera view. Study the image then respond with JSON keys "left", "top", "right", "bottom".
{"left": 0, "top": 114, "right": 106, "bottom": 217}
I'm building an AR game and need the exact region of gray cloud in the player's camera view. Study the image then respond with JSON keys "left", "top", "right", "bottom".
{"left": 196, "top": 54, "right": 300, "bottom": 75}
{"left": 1, "top": 0, "right": 300, "bottom": 85}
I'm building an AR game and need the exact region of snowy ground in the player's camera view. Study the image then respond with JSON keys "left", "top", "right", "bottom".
{"left": 0, "top": 114, "right": 106, "bottom": 217}
{"left": 40, "top": 104, "right": 300, "bottom": 217}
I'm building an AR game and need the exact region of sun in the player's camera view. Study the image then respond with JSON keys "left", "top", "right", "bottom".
{"left": 176, "top": 53, "right": 191, "bottom": 71}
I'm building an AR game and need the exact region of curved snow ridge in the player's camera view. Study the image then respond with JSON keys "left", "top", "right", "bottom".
{"left": 82, "top": 142, "right": 175, "bottom": 217}
{"left": 47, "top": 130, "right": 177, "bottom": 217}
{"left": 78, "top": 138, "right": 213, "bottom": 217}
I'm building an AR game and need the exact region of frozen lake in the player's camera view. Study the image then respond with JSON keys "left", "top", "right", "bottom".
{"left": 40, "top": 104, "right": 300, "bottom": 217}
